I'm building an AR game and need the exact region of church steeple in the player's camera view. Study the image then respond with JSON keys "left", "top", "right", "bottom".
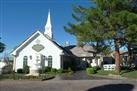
{"left": 44, "top": 10, "right": 53, "bottom": 39}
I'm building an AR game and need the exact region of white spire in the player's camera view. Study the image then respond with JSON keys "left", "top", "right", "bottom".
{"left": 44, "top": 10, "right": 53, "bottom": 39}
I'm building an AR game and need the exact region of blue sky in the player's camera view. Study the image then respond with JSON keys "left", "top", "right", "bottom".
{"left": 0, "top": 0, "right": 91, "bottom": 57}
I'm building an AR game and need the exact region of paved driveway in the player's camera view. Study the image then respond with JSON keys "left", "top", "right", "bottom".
{"left": 53, "top": 71, "right": 123, "bottom": 80}
{"left": 0, "top": 79, "right": 137, "bottom": 91}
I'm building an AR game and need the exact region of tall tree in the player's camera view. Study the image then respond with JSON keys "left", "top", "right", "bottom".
{"left": 64, "top": 0, "right": 137, "bottom": 74}
{"left": 107, "top": 0, "right": 137, "bottom": 71}
{"left": 124, "top": 0, "right": 137, "bottom": 65}
{"left": 64, "top": 4, "right": 111, "bottom": 54}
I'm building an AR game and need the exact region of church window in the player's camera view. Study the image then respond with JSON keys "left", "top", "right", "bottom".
{"left": 41, "top": 55, "right": 46, "bottom": 69}
{"left": 30, "top": 56, "right": 32, "bottom": 60}
{"left": 23, "top": 56, "right": 28, "bottom": 67}
{"left": 23, "top": 56, "right": 29, "bottom": 74}
{"left": 42, "top": 55, "right": 46, "bottom": 60}
{"left": 23, "top": 56, "right": 28, "bottom": 61}
{"left": 48, "top": 56, "right": 52, "bottom": 67}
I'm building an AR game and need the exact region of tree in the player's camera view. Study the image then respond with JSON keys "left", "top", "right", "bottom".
{"left": 0, "top": 41, "right": 5, "bottom": 53}
{"left": 124, "top": 0, "right": 137, "bottom": 65}
{"left": 64, "top": 3, "right": 111, "bottom": 54}
{"left": 64, "top": 0, "right": 137, "bottom": 74}
{"left": 109, "top": 0, "right": 137, "bottom": 66}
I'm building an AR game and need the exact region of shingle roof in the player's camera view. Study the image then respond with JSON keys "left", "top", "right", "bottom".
{"left": 64, "top": 45, "right": 96, "bottom": 57}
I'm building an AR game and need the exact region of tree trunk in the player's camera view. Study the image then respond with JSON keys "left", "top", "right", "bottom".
{"left": 114, "top": 39, "right": 121, "bottom": 74}
{"left": 127, "top": 43, "right": 132, "bottom": 66}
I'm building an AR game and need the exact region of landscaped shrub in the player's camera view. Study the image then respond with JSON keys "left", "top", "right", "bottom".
{"left": 17, "top": 69, "right": 23, "bottom": 74}
{"left": 57, "top": 68, "right": 64, "bottom": 73}
{"left": 39, "top": 69, "right": 43, "bottom": 74}
{"left": 67, "top": 67, "right": 73, "bottom": 74}
{"left": 86, "top": 68, "right": 95, "bottom": 74}
{"left": 67, "top": 67, "right": 72, "bottom": 72}
{"left": 92, "top": 66, "right": 100, "bottom": 72}
{"left": 51, "top": 68, "right": 57, "bottom": 73}
{"left": 23, "top": 66, "right": 29, "bottom": 74}
{"left": 44, "top": 67, "right": 51, "bottom": 73}
{"left": 22, "top": 75, "right": 39, "bottom": 80}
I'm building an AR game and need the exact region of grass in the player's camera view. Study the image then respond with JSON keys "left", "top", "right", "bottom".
{"left": 121, "top": 70, "right": 137, "bottom": 78}
{"left": 96, "top": 70, "right": 118, "bottom": 75}
{"left": 95, "top": 69, "right": 137, "bottom": 79}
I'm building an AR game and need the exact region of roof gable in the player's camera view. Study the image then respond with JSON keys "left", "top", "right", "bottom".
{"left": 11, "top": 30, "right": 66, "bottom": 56}
{"left": 11, "top": 31, "right": 41, "bottom": 56}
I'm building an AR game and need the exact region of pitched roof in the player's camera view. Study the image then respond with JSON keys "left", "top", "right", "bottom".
{"left": 64, "top": 45, "right": 96, "bottom": 57}
{"left": 11, "top": 30, "right": 66, "bottom": 56}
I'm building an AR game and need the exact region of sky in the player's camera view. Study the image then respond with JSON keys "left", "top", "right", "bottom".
{"left": 0, "top": 0, "right": 91, "bottom": 57}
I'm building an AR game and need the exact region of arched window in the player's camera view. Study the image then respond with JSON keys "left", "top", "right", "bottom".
{"left": 23, "top": 56, "right": 29, "bottom": 74}
{"left": 23, "top": 56, "right": 28, "bottom": 67}
{"left": 48, "top": 56, "right": 52, "bottom": 67}
{"left": 23, "top": 56, "right": 28, "bottom": 61}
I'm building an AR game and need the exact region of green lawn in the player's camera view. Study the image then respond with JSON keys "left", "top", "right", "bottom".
{"left": 121, "top": 70, "right": 137, "bottom": 78}
{"left": 95, "top": 70, "right": 137, "bottom": 79}
{"left": 96, "top": 70, "right": 118, "bottom": 75}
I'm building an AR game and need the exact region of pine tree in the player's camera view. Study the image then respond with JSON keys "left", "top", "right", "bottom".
{"left": 0, "top": 42, "right": 5, "bottom": 53}
{"left": 64, "top": 0, "right": 137, "bottom": 74}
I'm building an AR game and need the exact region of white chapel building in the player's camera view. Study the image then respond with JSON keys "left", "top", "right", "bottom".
{"left": 11, "top": 11, "right": 71, "bottom": 73}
